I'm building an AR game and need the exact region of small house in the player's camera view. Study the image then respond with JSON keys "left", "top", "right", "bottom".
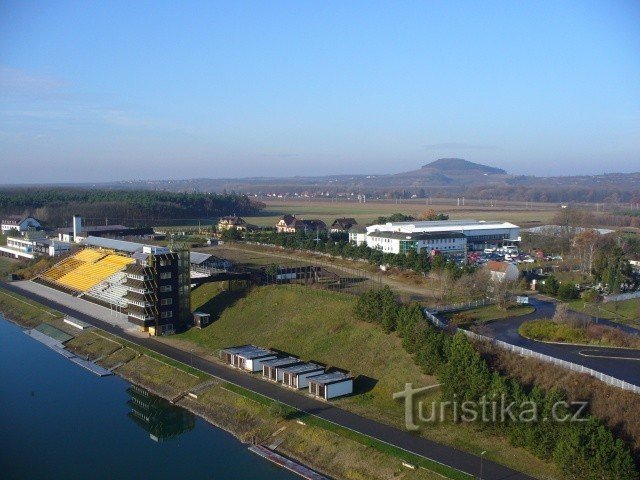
{"left": 486, "top": 261, "right": 520, "bottom": 282}
{"left": 308, "top": 372, "right": 354, "bottom": 400}
{"left": 221, "top": 345, "right": 278, "bottom": 372}
{"left": 280, "top": 362, "right": 325, "bottom": 389}
{"left": 193, "top": 311, "right": 211, "bottom": 329}
{"left": 261, "top": 356, "right": 301, "bottom": 382}
{"left": 330, "top": 217, "right": 358, "bottom": 233}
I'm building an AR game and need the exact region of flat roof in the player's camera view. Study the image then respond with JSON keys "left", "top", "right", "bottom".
{"left": 279, "top": 362, "right": 324, "bottom": 375}
{"left": 261, "top": 356, "right": 301, "bottom": 368}
{"left": 85, "top": 236, "right": 144, "bottom": 253}
{"left": 366, "top": 220, "right": 520, "bottom": 235}
{"left": 308, "top": 372, "right": 352, "bottom": 384}
{"left": 367, "top": 231, "right": 466, "bottom": 240}
{"left": 222, "top": 345, "right": 274, "bottom": 359}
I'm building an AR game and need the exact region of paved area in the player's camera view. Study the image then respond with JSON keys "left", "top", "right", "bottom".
{"left": 480, "top": 297, "right": 640, "bottom": 387}
{"left": 14, "top": 281, "right": 140, "bottom": 334}
{"left": 2, "top": 280, "right": 531, "bottom": 480}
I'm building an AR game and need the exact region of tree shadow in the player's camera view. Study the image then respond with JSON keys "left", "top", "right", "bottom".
{"left": 192, "top": 284, "right": 250, "bottom": 322}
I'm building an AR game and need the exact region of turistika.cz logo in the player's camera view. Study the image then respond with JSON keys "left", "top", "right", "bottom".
{"left": 393, "top": 383, "right": 588, "bottom": 431}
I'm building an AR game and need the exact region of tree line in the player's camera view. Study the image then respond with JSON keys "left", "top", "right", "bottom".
{"left": 244, "top": 229, "right": 474, "bottom": 277}
{"left": 354, "top": 287, "right": 638, "bottom": 480}
{"left": 0, "top": 188, "right": 264, "bottom": 227}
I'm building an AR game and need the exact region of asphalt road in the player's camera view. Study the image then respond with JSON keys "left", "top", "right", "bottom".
{"left": 1, "top": 280, "right": 532, "bottom": 480}
{"left": 480, "top": 298, "right": 640, "bottom": 386}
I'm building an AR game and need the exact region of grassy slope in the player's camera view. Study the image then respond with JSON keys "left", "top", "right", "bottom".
{"left": 568, "top": 298, "right": 640, "bottom": 328}
{"left": 181, "top": 283, "right": 434, "bottom": 411}
{"left": 519, "top": 319, "right": 640, "bottom": 348}
{"left": 174, "top": 283, "right": 560, "bottom": 479}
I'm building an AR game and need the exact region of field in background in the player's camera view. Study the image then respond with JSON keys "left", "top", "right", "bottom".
{"left": 243, "top": 197, "right": 561, "bottom": 228}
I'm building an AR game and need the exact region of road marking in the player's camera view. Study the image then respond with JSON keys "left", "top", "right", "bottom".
{"left": 578, "top": 350, "right": 640, "bottom": 361}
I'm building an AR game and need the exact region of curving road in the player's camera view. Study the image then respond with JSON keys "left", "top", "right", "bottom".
{"left": 479, "top": 297, "right": 640, "bottom": 387}
{"left": 1, "top": 280, "right": 532, "bottom": 480}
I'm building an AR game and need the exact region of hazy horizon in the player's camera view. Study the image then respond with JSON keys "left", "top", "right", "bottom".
{"left": 1, "top": 1, "right": 639, "bottom": 183}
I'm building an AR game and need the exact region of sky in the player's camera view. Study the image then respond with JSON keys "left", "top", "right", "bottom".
{"left": 1, "top": 0, "right": 639, "bottom": 183}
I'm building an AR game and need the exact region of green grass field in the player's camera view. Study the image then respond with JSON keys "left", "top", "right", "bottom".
{"left": 242, "top": 198, "right": 558, "bottom": 228}
{"left": 567, "top": 298, "right": 640, "bottom": 328}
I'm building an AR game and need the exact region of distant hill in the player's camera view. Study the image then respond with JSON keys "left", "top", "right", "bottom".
{"left": 421, "top": 158, "right": 506, "bottom": 175}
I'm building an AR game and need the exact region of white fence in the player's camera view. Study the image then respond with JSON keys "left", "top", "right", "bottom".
{"left": 423, "top": 310, "right": 640, "bottom": 395}
{"left": 602, "top": 291, "right": 640, "bottom": 303}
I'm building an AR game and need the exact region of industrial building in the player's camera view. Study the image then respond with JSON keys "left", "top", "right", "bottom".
{"left": 261, "top": 356, "right": 302, "bottom": 382}
{"left": 308, "top": 372, "right": 353, "bottom": 400}
{"left": 280, "top": 362, "right": 325, "bottom": 389}
{"left": 355, "top": 219, "right": 520, "bottom": 253}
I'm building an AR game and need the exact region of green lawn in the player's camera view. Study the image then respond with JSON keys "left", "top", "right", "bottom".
{"left": 567, "top": 298, "right": 640, "bottom": 328}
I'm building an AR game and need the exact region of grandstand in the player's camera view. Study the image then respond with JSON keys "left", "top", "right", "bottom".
{"left": 84, "top": 271, "right": 129, "bottom": 308}
{"left": 40, "top": 250, "right": 134, "bottom": 294}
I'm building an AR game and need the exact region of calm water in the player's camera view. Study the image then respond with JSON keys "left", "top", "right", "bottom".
{"left": 0, "top": 317, "right": 298, "bottom": 480}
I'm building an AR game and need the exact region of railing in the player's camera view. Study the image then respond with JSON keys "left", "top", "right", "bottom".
{"left": 423, "top": 309, "right": 640, "bottom": 395}
{"left": 428, "top": 298, "right": 494, "bottom": 314}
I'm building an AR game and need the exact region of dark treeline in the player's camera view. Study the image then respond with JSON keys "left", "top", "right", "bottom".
{"left": 243, "top": 229, "right": 474, "bottom": 276}
{"left": 0, "top": 188, "right": 264, "bottom": 227}
{"left": 355, "top": 287, "right": 638, "bottom": 480}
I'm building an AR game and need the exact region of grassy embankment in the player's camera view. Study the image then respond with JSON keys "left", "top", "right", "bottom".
{"left": 444, "top": 303, "right": 535, "bottom": 326}
{"left": 519, "top": 319, "right": 640, "bottom": 349}
{"left": 0, "top": 286, "right": 460, "bottom": 480}
{"left": 567, "top": 298, "right": 640, "bottom": 328}
{"left": 172, "top": 282, "right": 562, "bottom": 479}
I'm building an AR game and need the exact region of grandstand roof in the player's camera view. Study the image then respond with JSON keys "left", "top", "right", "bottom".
{"left": 85, "top": 236, "right": 144, "bottom": 253}
{"left": 190, "top": 252, "right": 212, "bottom": 265}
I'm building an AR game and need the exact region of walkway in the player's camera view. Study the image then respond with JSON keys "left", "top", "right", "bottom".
{"left": 2, "top": 280, "right": 531, "bottom": 480}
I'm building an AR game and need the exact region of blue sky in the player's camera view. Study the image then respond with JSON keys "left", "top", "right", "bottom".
{"left": 1, "top": 1, "right": 639, "bottom": 183}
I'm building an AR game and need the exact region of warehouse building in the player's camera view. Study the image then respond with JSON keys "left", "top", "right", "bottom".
{"left": 280, "top": 362, "right": 325, "bottom": 389}
{"left": 308, "top": 372, "right": 353, "bottom": 400}
{"left": 357, "top": 219, "right": 520, "bottom": 253}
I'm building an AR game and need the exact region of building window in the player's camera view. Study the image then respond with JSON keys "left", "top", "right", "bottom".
{"left": 159, "top": 259, "right": 170, "bottom": 267}
{"left": 161, "top": 311, "right": 173, "bottom": 319}
{"left": 160, "top": 285, "right": 172, "bottom": 293}
{"left": 160, "top": 272, "right": 172, "bottom": 279}
{"left": 161, "top": 298, "right": 173, "bottom": 306}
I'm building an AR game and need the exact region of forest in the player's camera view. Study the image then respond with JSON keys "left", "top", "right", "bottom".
{"left": 0, "top": 188, "right": 265, "bottom": 227}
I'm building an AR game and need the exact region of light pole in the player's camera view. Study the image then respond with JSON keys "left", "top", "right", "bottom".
{"left": 479, "top": 450, "right": 486, "bottom": 479}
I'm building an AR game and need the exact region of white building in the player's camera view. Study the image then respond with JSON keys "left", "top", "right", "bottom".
{"left": 356, "top": 219, "right": 520, "bottom": 252}
{"left": 366, "top": 231, "right": 467, "bottom": 254}
{"left": 261, "top": 356, "right": 301, "bottom": 382}
{"left": 0, "top": 236, "right": 71, "bottom": 259}
{"left": 221, "top": 345, "right": 278, "bottom": 372}
{"left": 486, "top": 261, "right": 520, "bottom": 282}
{"left": 1, "top": 216, "right": 42, "bottom": 234}
{"left": 280, "top": 362, "right": 325, "bottom": 389}
{"left": 308, "top": 372, "right": 353, "bottom": 400}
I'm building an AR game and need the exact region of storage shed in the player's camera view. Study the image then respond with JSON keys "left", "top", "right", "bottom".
{"left": 221, "top": 345, "right": 277, "bottom": 372}
{"left": 280, "top": 362, "right": 325, "bottom": 389}
{"left": 261, "top": 356, "right": 301, "bottom": 382}
{"left": 193, "top": 311, "right": 211, "bottom": 329}
{"left": 308, "top": 372, "right": 353, "bottom": 400}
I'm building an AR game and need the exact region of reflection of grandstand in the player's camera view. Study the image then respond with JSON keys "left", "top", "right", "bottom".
{"left": 40, "top": 250, "right": 134, "bottom": 294}
{"left": 127, "top": 385, "right": 195, "bottom": 442}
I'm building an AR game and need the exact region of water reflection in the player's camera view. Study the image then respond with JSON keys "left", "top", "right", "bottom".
{"left": 127, "top": 385, "right": 195, "bottom": 442}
